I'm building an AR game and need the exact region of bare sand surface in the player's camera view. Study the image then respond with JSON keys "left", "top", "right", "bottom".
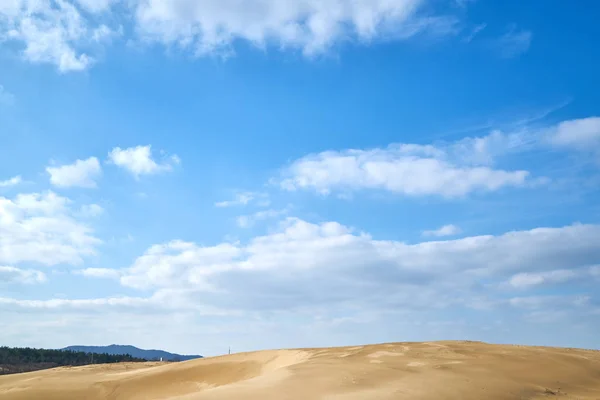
{"left": 1, "top": 341, "right": 600, "bottom": 399}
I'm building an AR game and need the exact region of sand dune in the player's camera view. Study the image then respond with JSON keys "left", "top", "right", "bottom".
{"left": 1, "top": 341, "right": 600, "bottom": 399}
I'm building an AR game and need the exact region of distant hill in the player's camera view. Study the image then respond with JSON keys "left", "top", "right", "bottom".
{"left": 0, "top": 346, "right": 144, "bottom": 375}
{"left": 62, "top": 345, "right": 202, "bottom": 362}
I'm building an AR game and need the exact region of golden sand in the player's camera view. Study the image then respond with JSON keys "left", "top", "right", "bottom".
{"left": 1, "top": 341, "right": 599, "bottom": 399}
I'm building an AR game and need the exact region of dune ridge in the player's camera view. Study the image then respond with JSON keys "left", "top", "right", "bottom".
{"left": 1, "top": 341, "right": 599, "bottom": 399}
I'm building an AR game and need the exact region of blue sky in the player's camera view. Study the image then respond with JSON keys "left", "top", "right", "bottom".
{"left": 1, "top": 0, "right": 599, "bottom": 357}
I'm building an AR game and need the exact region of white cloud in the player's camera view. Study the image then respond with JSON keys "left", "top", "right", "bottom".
{"left": 73, "top": 267, "right": 120, "bottom": 279}
{"left": 237, "top": 208, "right": 290, "bottom": 228}
{"left": 0, "top": 0, "right": 101, "bottom": 72}
{"left": 119, "top": 218, "right": 600, "bottom": 314}
{"left": 216, "top": 192, "right": 270, "bottom": 208}
{"left": 0, "top": 296, "right": 150, "bottom": 310}
{"left": 215, "top": 192, "right": 258, "bottom": 208}
{"left": 108, "top": 145, "right": 179, "bottom": 178}
{"left": 120, "top": 240, "right": 242, "bottom": 290}
{"left": 2, "top": 217, "right": 599, "bottom": 353}
{"left": 0, "top": 0, "right": 125, "bottom": 72}
{"left": 0, "top": 266, "right": 46, "bottom": 284}
{"left": 0, "top": 191, "right": 101, "bottom": 266}
{"left": 508, "top": 295, "right": 588, "bottom": 310}
{"left": 454, "top": 0, "right": 477, "bottom": 8}
{"left": 277, "top": 116, "right": 600, "bottom": 198}
{"left": 0, "top": 85, "right": 15, "bottom": 105}
{"left": 463, "top": 22, "right": 486, "bottom": 43}
{"left": 279, "top": 143, "right": 530, "bottom": 198}
{"left": 91, "top": 24, "right": 121, "bottom": 42}
{"left": 78, "top": 204, "right": 104, "bottom": 218}
{"left": 509, "top": 270, "right": 579, "bottom": 289}
{"left": 548, "top": 117, "right": 600, "bottom": 150}
{"left": 450, "top": 129, "right": 538, "bottom": 166}
{"left": 508, "top": 266, "right": 600, "bottom": 289}
{"left": 422, "top": 224, "right": 461, "bottom": 237}
{"left": 134, "top": 0, "right": 457, "bottom": 57}
{"left": 75, "top": 0, "right": 118, "bottom": 14}
{"left": 0, "top": 290, "right": 237, "bottom": 318}
{"left": 46, "top": 157, "right": 101, "bottom": 188}
{"left": 0, "top": 175, "right": 22, "bottom": 188}
{"left": 1, "top": 0, "right": 468, "bottom": 72}
{"left": 494, "top": 26, "right": 532, "bottom": 58}
{"left": 449, "top": 116, "right": 600, "bottom": 166}
{"left": 235, "top": 216, "right": 250, "bottom": 228}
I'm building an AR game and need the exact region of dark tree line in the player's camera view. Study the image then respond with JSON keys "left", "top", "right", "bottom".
{"left": 0, "top": 346, "right": 146, "bottom": 375}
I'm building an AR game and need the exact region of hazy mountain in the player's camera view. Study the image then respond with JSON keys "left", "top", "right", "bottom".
{"left": 62, "top": 345, "right": 202, "bottom": 362}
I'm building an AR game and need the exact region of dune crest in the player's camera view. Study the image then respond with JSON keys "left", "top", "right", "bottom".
{"left": 1, "top": 341, "right": 600, "bottom": 399}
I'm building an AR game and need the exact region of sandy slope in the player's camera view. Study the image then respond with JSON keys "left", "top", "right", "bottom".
{"left": 1, "top": 341, "right": 600, "bottom": 399}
